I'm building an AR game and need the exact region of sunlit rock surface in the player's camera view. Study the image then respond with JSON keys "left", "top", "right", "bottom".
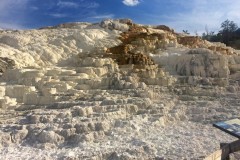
{"left": 0, "top": 19, "right": 239, "bottom": 159}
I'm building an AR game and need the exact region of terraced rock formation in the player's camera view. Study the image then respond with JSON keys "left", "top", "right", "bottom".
{"left": 0, "top": 19, "right": 240, "bottom": 159}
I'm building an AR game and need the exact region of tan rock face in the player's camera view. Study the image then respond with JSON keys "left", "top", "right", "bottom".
{"left": 107, "top": 45, "right": 155, "bottom": 66}
{"left": 177, "top": 36, "right": 204, "bottom": 48}
{"left": 176, "top": 49, "right": 229, "bottom": 78}
{"left": 177, "top": 35, "right": 238, "bottom": 55}
{"left": 155, "top": 25, "right": 174, "bottom": 33}
{"left": 107, "top": 24, "right": 172, "bottom": 66}
{"left": 104, "top": 24, "right": 177, "bottom": 86}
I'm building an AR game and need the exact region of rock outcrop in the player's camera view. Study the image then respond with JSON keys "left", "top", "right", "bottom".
{"left": 0, "top": 57, "right": 15, "bottom": 73}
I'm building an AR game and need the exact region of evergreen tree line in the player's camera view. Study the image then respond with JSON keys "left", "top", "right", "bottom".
{"left": 201, "top": 19, "right": 240, "bottom": 49}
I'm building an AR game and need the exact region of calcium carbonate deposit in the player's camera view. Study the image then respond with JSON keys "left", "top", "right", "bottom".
{"left": 0, "top": 19, "right": 240, "bottom": 159}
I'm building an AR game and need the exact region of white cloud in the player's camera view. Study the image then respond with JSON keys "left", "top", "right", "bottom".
{"left": 57, "top": 1, "right": 99, "bottom": 9}
{"left": 148, "top": 0, "right": 240, "bottom": 35}
{"left": 85, "top": 2, "right": 99, "bottom": 9}
{"left": 0, "top": 0, "right": 29, "bottom": 29}
{"left": 49, "top": 13, "right": 68, "bottom": 18}
{"left": 122, "top": 0, "right": 140, "bottom": 6}
{"left": 0, "top": 0, "right": 29, "bottom": 15}
{"left": 30, "top": 6, "right": 39, "bottom": 10}
{"left": 57, "top": 1, "right": 79, "bottom": 8}
{"left": 90, "top": 14, "right": 114, "bottom": 19}
{"left": 0, "top": 22, "right": 25, "bottom": 30}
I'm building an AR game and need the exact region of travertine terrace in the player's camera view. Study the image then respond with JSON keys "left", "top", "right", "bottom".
{"left": 0, "top": 19, "right": 240, "bottom": 159}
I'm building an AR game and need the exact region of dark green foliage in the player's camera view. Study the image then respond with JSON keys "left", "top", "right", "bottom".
{"left": 219, "top": 19, "right": 238, "bottom": 45}
{"left": 182, "top": 30, "right": 190, "bottom": 34}
{"left": 201, "top": 19, "right": 240, "bottom": 48}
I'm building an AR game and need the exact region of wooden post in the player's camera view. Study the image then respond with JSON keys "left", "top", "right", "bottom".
{"left": 204, "top": 140, "right": 240, "bottom": 160}
{"left": 220, "top": 143, "right": 230, "bottom": 160}
{"left": 204, "top": 149, "right": 222, "bottom": 160}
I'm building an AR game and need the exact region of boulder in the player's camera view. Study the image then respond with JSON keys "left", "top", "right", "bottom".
{"left": 100, "top": 19, "right": 129, "bottom": 32}
{"left": 37, "top": 130, "right": 64, "bottom": 144}
{"left": 155, "top": 25, "right": 174, "bottom": 32}
{"left": 0, "top": 57, "right": 15, "bottom": 73}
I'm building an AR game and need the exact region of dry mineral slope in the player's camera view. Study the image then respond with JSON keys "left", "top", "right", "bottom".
{"left": 0, "top": 19, "right": 240, "bottom": 159}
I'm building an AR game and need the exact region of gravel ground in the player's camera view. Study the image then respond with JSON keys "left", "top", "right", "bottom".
{"left": 0, "top": 120, "right": 237, "bottom": 160}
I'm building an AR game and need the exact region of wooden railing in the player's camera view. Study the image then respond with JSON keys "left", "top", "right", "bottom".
{"left": 204, "top": 139, "right": 240, "bottom": 160}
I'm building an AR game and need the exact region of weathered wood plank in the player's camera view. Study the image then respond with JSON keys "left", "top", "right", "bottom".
{"left": 204, "top": 150, "right": 222, "bottom": 160}
{"left": 204, "top": 140, "right": 240, "bottom": 160}
{"left": 229, "top": 139, "right": 240, "bottom": 153}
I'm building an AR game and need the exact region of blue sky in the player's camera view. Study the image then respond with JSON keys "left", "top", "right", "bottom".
{"left": 0, "top": 0, "right": 240, "bottom": 34}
